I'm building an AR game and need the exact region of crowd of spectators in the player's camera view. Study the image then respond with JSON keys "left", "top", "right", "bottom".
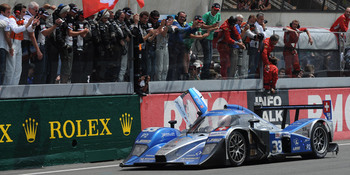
{"left": 0, "top": 1, "right": 348, "bottom": 95}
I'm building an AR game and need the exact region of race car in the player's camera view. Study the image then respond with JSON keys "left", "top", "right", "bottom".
{"left": 120, "top": 88, "right": 339, "bottom": 167}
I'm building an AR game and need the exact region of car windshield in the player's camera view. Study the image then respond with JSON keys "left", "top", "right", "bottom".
{"left": 188, "top": 114, "right": 252, "bottom": 133}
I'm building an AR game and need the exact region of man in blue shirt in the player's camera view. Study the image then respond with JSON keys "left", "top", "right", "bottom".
{"left": 167, "top": 11, "right": 197, "bottom": 80}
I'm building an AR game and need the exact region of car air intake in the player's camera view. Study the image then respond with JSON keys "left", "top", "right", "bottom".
{"left": 155, "top": 155, "right": 167, "bottom": 162}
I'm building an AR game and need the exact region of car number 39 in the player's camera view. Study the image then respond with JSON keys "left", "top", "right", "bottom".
{"left": 272, "top": 140, "right": 282, "bottom": 153}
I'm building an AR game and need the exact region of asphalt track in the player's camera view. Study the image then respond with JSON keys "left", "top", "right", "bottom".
{"left": 2, "top": 140, "right": 350, "bottom": 175}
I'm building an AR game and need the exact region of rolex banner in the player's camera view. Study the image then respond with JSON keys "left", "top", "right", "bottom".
{"left": 0, "top": 95, "right": 140, "bottom": 170}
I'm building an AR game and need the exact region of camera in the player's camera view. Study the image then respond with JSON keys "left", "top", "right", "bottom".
{"left": 264, "top": 20, "right": 268, "bottom": 24}
{"left": 257, "top": 33, "right": 264, "bottom": 40}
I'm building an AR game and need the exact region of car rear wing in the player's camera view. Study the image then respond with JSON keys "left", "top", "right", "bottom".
{"left": 254, "top": 100, "right": 332, "bottom": 129}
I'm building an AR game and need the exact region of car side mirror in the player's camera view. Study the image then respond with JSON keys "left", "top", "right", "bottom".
{"left": 248, "top": 119, "right": 260, "bottom": 128}
{"left": 168, "top": 120, "right": 177, "bottom": 128}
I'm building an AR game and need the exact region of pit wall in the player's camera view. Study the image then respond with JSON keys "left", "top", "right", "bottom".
{"left": 0, "top": 95, "right": 141, "bottom": 170}
{"left": 141, "top": 87, "right": 350, "bottom": 141}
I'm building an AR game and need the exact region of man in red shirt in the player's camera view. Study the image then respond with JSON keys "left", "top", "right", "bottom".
{"left": 216, "top": 16, "right": 245, "bottom": 78}
{"left": 261, "top": 34, "right": 279, "bottom": 93}
{"left": 264, "top": 56, "right": 278, "bottom": 93}
{"left": 283, "top": 20, "right": 313, "bottom": 77}
{"left": 330, "top": 7, "right": 350, "bottom": 33}
{"left": 330, "top": 7, "right": 350, "bottom": 45}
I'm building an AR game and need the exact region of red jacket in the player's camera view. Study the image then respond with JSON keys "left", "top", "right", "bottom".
{"left": 263, "top": 64, "right": 278, "bottom": 90}
{"left": 284, "top": 26, "right": 307, "bottom": 48}
{"left": 219, "top": 19, "right": 241, "bottom": 45}
{"left": 261, "top": 38, "right": 275, "bottom": 66}
{"left": 330, "top": 14, "right": 350, "bottom": 32}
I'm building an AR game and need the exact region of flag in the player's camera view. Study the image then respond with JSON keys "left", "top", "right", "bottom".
{"left": 83, "top": 0, "right": 119, "bottom": 18}
{"left": 136, "top": 0, "right": 145, "bottom": 8}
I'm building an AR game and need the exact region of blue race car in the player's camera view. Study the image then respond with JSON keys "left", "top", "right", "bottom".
{"left": 120, "top": 88, "right": 339, "bottom": 167}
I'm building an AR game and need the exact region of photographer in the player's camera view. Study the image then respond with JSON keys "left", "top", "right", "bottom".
{"left": 115, "top": 10, "right": 132, "bottom": 82}
{"left": 71, "top": 10, "right": 90, "bottom": 83}
{"left": 247, "top": 12, "right": 266, "bottom": 78}
{"left": 32, "top": 7, "right": 62, "bottom": 84}
{"left": 46, "top": 4, "right": 88, "bottom": 84}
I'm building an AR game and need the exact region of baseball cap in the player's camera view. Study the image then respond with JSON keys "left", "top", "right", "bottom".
{"left": 123, "top": 7, "right": 134, "bottom": 16}
{"left": 194, "top": 15, "right": 203, "bottom": 23}
{"left": 166, "top": 15, "right": 174, "bottom": 20}
{"left": 212, "top": 3, "right": 220, "bottom": 10}
{"left": 77, "top": 10, "right": 84, "bottom": 17}
{"left": 68, "top": 3, "right": 78, "bottom": 13}
{"left": 38, "top": 7, "right": 49, "bottom": 17}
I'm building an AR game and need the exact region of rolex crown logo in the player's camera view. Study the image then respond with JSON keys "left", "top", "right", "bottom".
{"left": 120, "top": 113, "right": 133, "bottom": 136}
{"left": 23, "top": 118, "right": 38, "bottom": 143}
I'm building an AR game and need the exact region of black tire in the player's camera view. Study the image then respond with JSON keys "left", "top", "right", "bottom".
{"left": 310, "top": 122, "right": 329, "bottom": 158}
{"left": 227, "top": 131, "right": 247, "bottom": 166}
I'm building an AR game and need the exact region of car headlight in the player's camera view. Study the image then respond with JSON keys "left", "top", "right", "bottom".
{"left": 202, "top": 143, "right": 217, "bottom": 155}
{"left": 131, "top": 144, "right": 148, "bottom": 156}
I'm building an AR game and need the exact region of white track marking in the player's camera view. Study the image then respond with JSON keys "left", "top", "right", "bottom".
{"left": 19, "top": 164, "right": 119, "bottom": 175}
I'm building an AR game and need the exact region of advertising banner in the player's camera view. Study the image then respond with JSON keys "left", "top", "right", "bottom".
{"left": 0, "top": 95, "right": 140, "bottom": 170}
{"left": 288, "top": 88, "right": 350, "bottom": 140}
{"left": 247, "top": 90, "right": 290, "bottom": 128}
{"left": 141, "top": 91, "right": 247, "bottom": 131}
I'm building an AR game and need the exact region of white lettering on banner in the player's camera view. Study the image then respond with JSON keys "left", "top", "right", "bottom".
{"left": 212, "top": 98, "right": 228, "bottom": 110}
{"left": 255, "top": 96, "right": 282, "bottom": 106}
{"left": 255, "top": 96, "right": 283, "bottom": 123}
{"left": 346, "top": 95, "right": 350, "bottom": 131}
{"left": 308, "top": 94, "right": 350, "bottom": 132}
{"left": 164, "top": 99, "right": 209, "bottom": 129}
{"left": 164, "top": 101, "right": 183, "bottom": 130}
{"left": 308, "top": 95, "right": 323, "bottom": 118}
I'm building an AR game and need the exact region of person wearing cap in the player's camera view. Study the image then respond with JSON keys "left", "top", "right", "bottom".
{"left": 183, "top": 15, "right": 213, "bottom": 80}
{"left": 216, "top": 16, "right": 245, "bottom": 78}
{"left": 71, "top": 10, "right": 91, "bottom": 83}
{"left": 200, "top": 2, "right": 221, "bottom": 79}
{"left": 123, "top": 7, "right": 135, "bottom": 28}
{"left": 31, "top": 7, "right": 62, "bottom": 84}
{"left": 46, "top": 4, "right": 89, "bottom": 84}
{"left": 97, "top": 10, "right": 116, "bottom": 81}
{"left": 20, "top": 1, "right": 42, "bottom": 84}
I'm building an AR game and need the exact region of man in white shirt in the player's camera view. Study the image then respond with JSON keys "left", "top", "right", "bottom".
{"left": 4, "top": 3, "right": 35, "bottom": 85}
{"left": 248, "top": 12, "right": 266, "bottom": 78}
{"left": 0, "top": 4, "right": 13, "bottom": 85}
{"left": 21, "top": 1, "right": 42, "bottom": 84}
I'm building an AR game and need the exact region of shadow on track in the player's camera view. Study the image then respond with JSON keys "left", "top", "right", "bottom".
{"left": 120, "top": 155, "right": 338, "bottom": 172}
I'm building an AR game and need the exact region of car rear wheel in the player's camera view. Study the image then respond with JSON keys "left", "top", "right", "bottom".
{"left": 310, "top": 122, "right": 329, "bottom": 158}
{"left": 227, "top": 131, "right": 247, "bottom": 166}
